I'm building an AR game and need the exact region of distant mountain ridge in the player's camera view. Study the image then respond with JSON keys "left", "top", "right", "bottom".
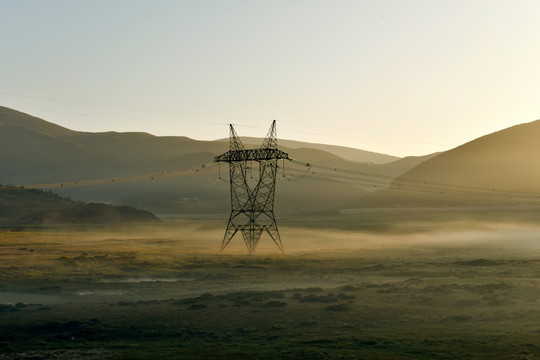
{"left": 225, "top": 137, "right": 399, "bottom": 164}
{"left": 0, "top": 106, "right": 435, "bottom": 215}
{"left": 5, "top": 105, "right": 536, "bottom": 213}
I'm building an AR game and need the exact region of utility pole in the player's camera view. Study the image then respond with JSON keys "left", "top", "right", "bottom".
{"left": 215, "top": 120, "right": 289, "bottom": 254}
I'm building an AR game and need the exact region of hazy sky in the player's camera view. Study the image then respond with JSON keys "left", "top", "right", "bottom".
{"left": 2, "top": 0, "right": 540, "bottom": 157}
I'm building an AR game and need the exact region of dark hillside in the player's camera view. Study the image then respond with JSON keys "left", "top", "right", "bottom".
{"left": 0, "top": 126, "right": 125, "bottom": 183}
{"left": 0, "top": 187, "right": 159, "bottom": 226}
{"left": 0, "top": 187, "right": 77, "bottom": 220}
{"left": 19, "top": 203, "right": 159, "bottom": 225}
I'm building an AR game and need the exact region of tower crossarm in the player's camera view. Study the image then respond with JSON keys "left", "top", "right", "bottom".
{"left": 214, "top": 148, "right": 289, "bottom": 163}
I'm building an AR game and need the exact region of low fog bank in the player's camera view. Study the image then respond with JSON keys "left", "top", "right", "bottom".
{"left": 2, "top": 219, "right": 539, "bottom": 359}
{"left": 273, "top": 222, "right": 540, "bottom": 258}
{"left": 12, "top": 219, "right": 537, "bottom": 258}
{"left": 2, "top": 219, "right": 539, "bottom": 295}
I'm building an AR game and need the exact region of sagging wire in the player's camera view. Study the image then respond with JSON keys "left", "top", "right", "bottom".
{"left": 1, "top": 163, "right": 220, "bottom": 190}
{"left": 284, "top": 158, "right": 540, "bottom": 204}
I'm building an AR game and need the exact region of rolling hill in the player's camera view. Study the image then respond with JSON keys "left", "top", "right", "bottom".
{"left": 19, "top": 202, "right": 159, "bottom": 226}
{"left": 0, "top": 188, "right": 76, "bottom": 220}
{"left": 0, "top": 188, "right": 159, "bottom": 226}
{"left": 351, "top": 120, "right": 540, "bottom": 208}
{"left": 0, "top": 106, "right": 434, "bottom": 215}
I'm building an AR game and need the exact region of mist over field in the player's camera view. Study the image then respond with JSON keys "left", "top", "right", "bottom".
{"left": 2, "top": 104, "right": 540, "bottom": 358}
{"left": 1, "top": 218, "right": 540, "bottom": 359}
{"left": 3, "top": 0, "right": 540, "bottom": 353}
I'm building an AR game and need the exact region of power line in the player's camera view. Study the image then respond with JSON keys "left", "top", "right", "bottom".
{"left": 0, "top": 90, "right": 467, "bottom": 147}
{"left": 279, "top": 119, "right": 462, "bottom": 142}
{"left": 7, "top": 90, "right": 540, "bottom": 155}
{"left": 8, "top": 107, "right": 226, "bottom": 126}
{"left": 4, "top": 156, "right": 540, "bottom": 206}
{"left": 13, "top": 89, "right": 537, "bottom": 155}
{"left": 0, "top": 91, "right": 272, "bottom": 122}
{"left": 9, "top": 106, "right": 266, "bottom": 131}
{"left": 0, "top": 163, "right": 220, "bottom": 191}
{"left": 285, "top": 160, "right": 540, "bottom": 203}
{"left": 278, "top": 128, "right": 453, "bottom": 146}
{"left": 2, "top": 90, "right": 540, "bottom": 203}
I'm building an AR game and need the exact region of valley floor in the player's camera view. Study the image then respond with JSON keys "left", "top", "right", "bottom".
{"left": 1, "top": 221, "right": 540, "bottom": 359}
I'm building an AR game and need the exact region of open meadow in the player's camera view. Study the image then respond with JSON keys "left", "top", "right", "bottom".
{"left": 1, "top": 217, "right": 540, "bottom": 359}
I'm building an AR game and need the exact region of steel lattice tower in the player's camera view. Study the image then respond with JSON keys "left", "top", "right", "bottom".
{"left": 215, "top": 120, "right": 289, "bottom": 254}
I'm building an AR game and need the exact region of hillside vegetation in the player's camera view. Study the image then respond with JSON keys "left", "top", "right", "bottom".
{"left": 0, "top": 187, "right": 159, "bottom": 226}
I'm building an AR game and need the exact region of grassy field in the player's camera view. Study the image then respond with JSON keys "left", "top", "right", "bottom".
{"left": 1, "top": 218, "right": 540, "bottom": 359}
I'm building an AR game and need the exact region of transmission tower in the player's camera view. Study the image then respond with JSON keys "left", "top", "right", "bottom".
{"left": 215, "top": 120, "right": 289, "bottom": 254}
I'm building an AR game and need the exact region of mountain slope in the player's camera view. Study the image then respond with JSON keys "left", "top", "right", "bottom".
{"left": 0, "top": 106, "right": 76, "bottom": 137}
{"left": 0, "top": 125, "right": 127, "bottom": 183}
{"left": 351, "top": 120, "right": 540, "bottom": 208}
{"left": 0, "top": 106, "right": 432, "bottom": 215}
